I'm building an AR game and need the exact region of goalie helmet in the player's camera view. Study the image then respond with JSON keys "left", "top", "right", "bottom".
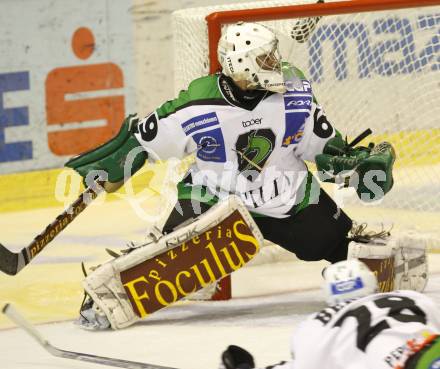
{"left": 217, "top": 22, "right": 286, "bottom": 93}
{"left": 323, "top": 259, "right": 378, "bottom": 305}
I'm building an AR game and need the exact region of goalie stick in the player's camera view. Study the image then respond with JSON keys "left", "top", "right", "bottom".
{"left": 2, "top": 303, "right": 178, "bottom": 369}
{"left": 0, "top": 182, "right": 104, "bottom": 276}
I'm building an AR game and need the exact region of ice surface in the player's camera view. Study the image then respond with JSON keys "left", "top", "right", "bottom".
{"left": 1, "top": 201, "right": 439, "bottom": 369}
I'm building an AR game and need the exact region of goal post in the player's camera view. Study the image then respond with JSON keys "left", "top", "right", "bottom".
{"left": 172, "top": 0, "right": 440, "bottom": 299}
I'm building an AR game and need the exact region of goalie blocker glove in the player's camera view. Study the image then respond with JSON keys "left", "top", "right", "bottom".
{"left": 65, "top": 114, "right": 148, "bottom": 192}
{"left": 220, "top": 345, "right": 255, "bottom": 369}
{"left": 220, "top": 346, "right": 288, "bottom": 369}
{"left": 315, "top": 132, "right": 396, "bottom": 202}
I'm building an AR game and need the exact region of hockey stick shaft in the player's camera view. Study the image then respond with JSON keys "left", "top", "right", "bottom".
{"left": 2, "top": 303, "right": 178, "bottom": 369}
{"left": 0, "top": 182, "right": 104, "bottom": 276}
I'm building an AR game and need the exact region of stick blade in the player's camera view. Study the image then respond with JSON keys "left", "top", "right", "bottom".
{"left": 0, "top": 243, "right": 20, "bottom": 275}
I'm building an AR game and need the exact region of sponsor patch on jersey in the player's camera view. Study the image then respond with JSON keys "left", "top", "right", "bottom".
{"left": 192, "top": 128, "right": 226, "bottom": 163}
{"left": 331, "top": 277, "right": 364, "bottom": 295}
{"left": 181, "top": 112, "right": 227, "bottom": 162}
{"left": 281, "top": 89, "right": 312, "bottom": 147}
{"left": 181, "top": 112, "right": 220, "bottom": 136}
{"left": 282, "top": 112, "right": 307, "bottom": 147}
{"left": 282, "top": 122, "right": 305, "bottom": 147}
{"left": 283, "top": 95, "right": 312, "bottom": 111}
{"left": 242, "top": 118, "right": 262, "bottom": 128}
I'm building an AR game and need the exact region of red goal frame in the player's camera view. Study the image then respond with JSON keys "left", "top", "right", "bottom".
{"left": 207, "top": 0, "right": 440, "bottom": 301}
{"left": 206, "top": 0, "right": 440, "bottom": 74}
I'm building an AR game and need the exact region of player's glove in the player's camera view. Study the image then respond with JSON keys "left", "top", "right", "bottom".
{"left": 221, "top": 345, "right": 255, "bottom": 369}
{"left": 65, "top": 114, "right": 148, "bottom": 192}
{"left": 315, "top": 130, "right": 396, "bottom": 202}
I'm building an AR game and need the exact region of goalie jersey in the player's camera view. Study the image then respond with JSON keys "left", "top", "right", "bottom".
{"left": 270, "top": 290, "right": 440, "bottom": 369}
{"left": 134, "top": 65, "right": 336, "bottom": 218}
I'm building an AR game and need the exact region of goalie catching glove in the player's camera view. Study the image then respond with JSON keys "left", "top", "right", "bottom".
{"left": 315, "top": 130, "right": 396, "bottom": 202}
{"left": 65, "top": 114, "right": 148, "bottom": 192}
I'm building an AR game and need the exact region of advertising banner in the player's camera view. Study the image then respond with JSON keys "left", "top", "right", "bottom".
{"left": 0, "top": 0, "right": 136, "bottom": 174}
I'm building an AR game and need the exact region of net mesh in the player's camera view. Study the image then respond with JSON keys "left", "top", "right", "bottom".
{"left": 172, "top": 1, "right": 440, "bottom": 241}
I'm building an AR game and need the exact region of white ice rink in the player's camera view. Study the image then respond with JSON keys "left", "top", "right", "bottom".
{"left": 1, "top": 271, "right": 440, "bottom": 369}
{"left": 1, "top": 200, "right": 440, "bottom": 369}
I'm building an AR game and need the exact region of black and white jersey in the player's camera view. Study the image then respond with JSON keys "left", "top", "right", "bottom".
{"left": 134, "top": 65, "right": 336, "bottom": 217}
{"left": 263, "top": 291, "right": 440, "bottom": 369}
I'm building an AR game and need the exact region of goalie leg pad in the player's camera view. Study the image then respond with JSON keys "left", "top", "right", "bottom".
{"left": 347, "top": 237, "right": 397, "bottom": 292}
{"left": 82, "top": 196, "right": 264, "bottom": 329}
{"left": 393, "top": 233, "right": 428, "bottom": 292}
{"left": 347, "top": 233, "right": 429, "bottom": 293}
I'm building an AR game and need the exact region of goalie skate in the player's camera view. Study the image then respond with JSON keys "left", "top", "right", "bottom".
{"left": 76, "top": 296, "right": 111, "bottom": 330}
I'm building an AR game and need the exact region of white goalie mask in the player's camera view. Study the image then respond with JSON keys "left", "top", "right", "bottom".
{"left": 323, "top": 259, "right": 378, "bottom": 305}
{"left": 218, "top": 22, "right": 286, "bottom": 93}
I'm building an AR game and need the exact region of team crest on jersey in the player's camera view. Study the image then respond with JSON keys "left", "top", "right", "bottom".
{"left": 235, "top": 129, "right": 275, "bottom": 181}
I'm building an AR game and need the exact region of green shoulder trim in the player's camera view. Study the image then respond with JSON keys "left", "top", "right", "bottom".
{"left": 156, "top": 75, "right": 223, "bottom": 119}
{"left": 292, "top": 171, "right": 316, "bottom": 215}
{"left": 282, "top": 62, "right": 307, "bottom": 81}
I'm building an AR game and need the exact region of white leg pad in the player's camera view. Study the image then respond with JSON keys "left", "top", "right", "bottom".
{"left": 82, "top": 195, "right": 264, "bottom": 329}
{"left": 347, "top": 233, "right": 428, "bottom": 293}
{"left": 394, "top": 233, "right": 428, "bottom": 292}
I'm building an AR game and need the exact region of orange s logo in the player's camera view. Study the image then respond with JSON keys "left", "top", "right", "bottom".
{"left": 46, "top": 27, "right": 125, "bottom": 156}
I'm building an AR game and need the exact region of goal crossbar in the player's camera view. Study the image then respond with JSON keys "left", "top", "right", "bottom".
{"left": 206, "top": 0, "right": 440, "bottom": 73}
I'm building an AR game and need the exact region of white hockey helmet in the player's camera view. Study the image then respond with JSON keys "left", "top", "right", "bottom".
{"left": 323, "top": 259, "right": 378, "bottom": 305}
{"left": 217, "top": 22, "right": 286, "bottom": 93}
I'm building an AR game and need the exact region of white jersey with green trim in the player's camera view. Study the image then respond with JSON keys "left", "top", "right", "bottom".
{"left": 134, "top": 68, "right": 336, "bottom": 217}
{"left": 263, "top": 291, "right": 440, "bottom": 369}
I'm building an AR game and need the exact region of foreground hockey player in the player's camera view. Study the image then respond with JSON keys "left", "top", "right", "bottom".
{"left": 66, "top": 22, "right": 399, "bottom": 328}
{"left": 220, "top": 259, "right": 440, "bottom": 369}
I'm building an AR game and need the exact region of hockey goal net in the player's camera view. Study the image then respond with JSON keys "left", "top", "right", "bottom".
{"left": 171, "top": 0, "right": 440, "bottom": 299}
